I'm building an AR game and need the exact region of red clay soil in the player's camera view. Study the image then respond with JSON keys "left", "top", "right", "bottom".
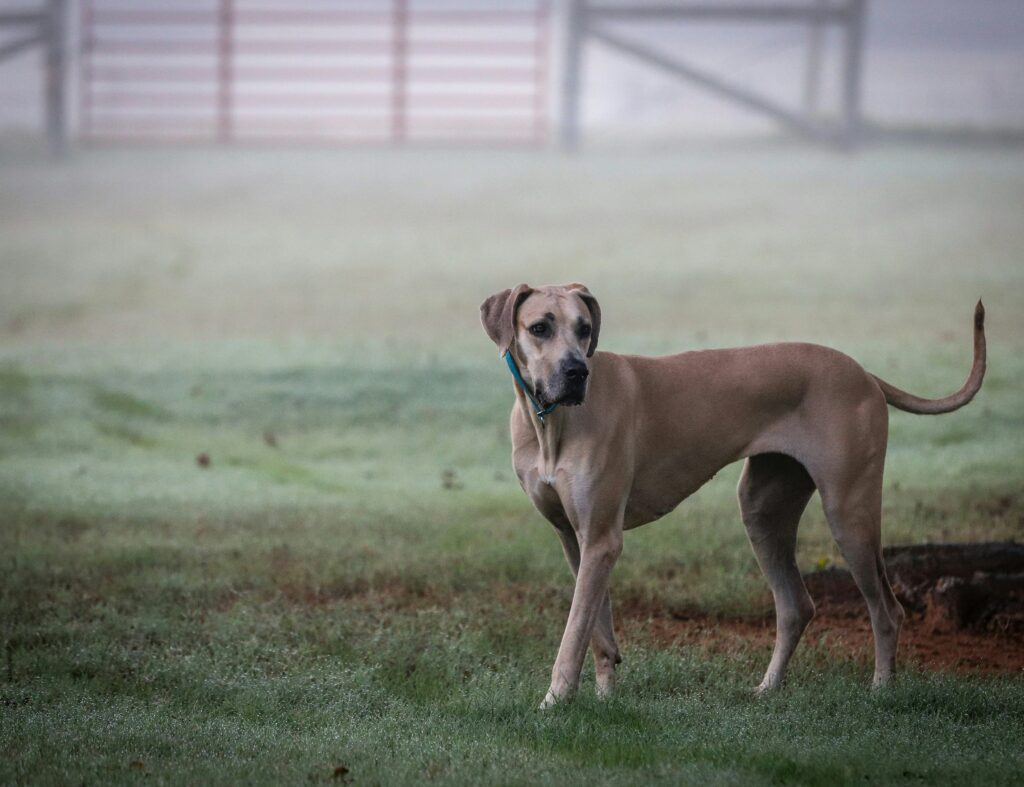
{"left": 619, "top": 598, "right": 1024, "bottom": 676}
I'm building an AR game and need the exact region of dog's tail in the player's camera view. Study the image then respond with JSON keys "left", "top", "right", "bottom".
{"left": 870, "top": 300, "right": 986, "bottom": 415}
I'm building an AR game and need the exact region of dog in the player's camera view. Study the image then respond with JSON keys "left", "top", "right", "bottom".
{"left": 480, "top": 283, "right": 985, "bottom": 708}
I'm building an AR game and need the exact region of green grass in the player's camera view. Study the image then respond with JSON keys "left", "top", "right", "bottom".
{"left": 1, "top": 146, "right": 1023, "bottom": 784}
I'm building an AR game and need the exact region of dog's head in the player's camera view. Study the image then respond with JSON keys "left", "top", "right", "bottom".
{"left": 480, "top": 283, "right": 601, "bottom": 408}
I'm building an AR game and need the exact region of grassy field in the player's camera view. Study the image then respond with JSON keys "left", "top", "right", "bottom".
{"left": 2, "top": 145, "right": 1023, "bottom": 785}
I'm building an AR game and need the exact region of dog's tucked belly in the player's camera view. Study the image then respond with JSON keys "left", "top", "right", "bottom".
{"left": 620, "top": 438, "right": 760, "bottom": 529}
{"left": 621, "top": 475, "right": 714, "bottom": 530}
{"left": 517, "top": 442, "right": 731, "bottom": 532}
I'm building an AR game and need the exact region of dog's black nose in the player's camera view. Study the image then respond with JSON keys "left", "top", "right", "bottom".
{"left": 564, "top": 361, "right": 589, "bottom": 383}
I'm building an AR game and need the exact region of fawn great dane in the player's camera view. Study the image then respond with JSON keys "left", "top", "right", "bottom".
{"left": 480, "top": 283, "right": 985, "bottom": 708}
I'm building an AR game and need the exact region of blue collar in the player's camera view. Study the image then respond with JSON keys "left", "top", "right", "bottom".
{"left": 504, "top": 350, "right": 559, "bottom": 423}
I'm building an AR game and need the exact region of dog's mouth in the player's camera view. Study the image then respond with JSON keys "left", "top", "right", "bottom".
{"left": 558, "top": 388, "right": 587, "bottom": 407}
{"left": 537, "top": 380, "right": 587, "bottom": 408}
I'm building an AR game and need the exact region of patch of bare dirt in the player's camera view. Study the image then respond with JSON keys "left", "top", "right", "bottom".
{"left": 619, "top": 597, "right": 1024, "bottom": 676}
{"left": 237, "top": 540, "right": 1024, "bottom": 676}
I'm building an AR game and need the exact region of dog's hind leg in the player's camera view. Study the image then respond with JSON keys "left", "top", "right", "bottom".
{"left": 554, "top": 524, "right": 621, "bottom": 697}
{"left": 738, "top": 453, "right": 817, "bottom": 693}
{"left": 818, "top": 459, "right": 905, "bottom": 687}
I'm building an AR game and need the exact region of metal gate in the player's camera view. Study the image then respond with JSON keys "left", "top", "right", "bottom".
{"left": 79, "top": 0, "right": 550, "bottom": 144}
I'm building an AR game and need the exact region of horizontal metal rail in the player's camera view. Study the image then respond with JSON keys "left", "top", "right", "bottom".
{"left": 585, "top": 2, "right": 850, "bottom": 23}
{"left": 89, "top": 93, "right": 538, "bottom": 108}
{"left": 90, "top": 41, "right": 540, "bottom": 56}
{"left": 91, "top": 9, "right": 541, "bottom": 25}
{"left": 88, "top": 66, "right": 540, "bottom": 83}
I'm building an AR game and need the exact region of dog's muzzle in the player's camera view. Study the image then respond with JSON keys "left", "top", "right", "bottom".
{"left": 550, "top": 358, "right": 590, "bottom": 406}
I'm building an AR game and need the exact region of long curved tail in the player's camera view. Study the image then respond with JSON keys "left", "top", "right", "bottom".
{"left": 871, "top": 300, "right": 986, "bottom": 415}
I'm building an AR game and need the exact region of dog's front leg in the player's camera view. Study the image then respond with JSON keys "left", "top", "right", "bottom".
{"left": 553, "top": 524, "right": 621, "bottom": 697}
{"left": 542, "top": 528, "right": 623, "bottom": 709}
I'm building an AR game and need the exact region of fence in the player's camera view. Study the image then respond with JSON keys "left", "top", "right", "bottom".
{"left": 79, "top": 0, "right": 550, "bottom": 144}
{"left": 0, "top": 0, "right": 67, "bottom": 152}
{"left": 561, "top": 0, "right": 867, "bottom": 149}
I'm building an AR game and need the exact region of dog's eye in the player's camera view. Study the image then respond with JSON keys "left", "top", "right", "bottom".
{"left": 529, "top": 323, "right": 549, "bottom": 338}
{"left": 577, "top": 323, "right": 592, "bottom": 339}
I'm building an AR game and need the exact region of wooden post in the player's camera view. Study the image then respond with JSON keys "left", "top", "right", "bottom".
{"left": 44, "top": 0, "right": 67, "bottom": 156}
{"left": 802, "top": 0, "right": 826, "bottom": 115}
{"left": 79, "top": 0, "right": 93, "bottom": 143}
{"left": 392, "top": 0, "right": 408, "bottom": 143}
{"left": 217, "top": 0, "right": 234, "bottom": 143}
{"left": 840, "top": 0, "right": 866, "bottom": 147}
{"left": 560, "top": 0, "right": 584, "bottom": 150}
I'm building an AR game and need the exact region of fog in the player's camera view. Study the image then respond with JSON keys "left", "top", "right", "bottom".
{"left": 1, "top": 0, "right": 1023, "bottom": 142}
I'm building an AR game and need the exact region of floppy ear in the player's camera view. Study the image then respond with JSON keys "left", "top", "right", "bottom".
{"left": 566, "top": 283, "right": 601, "bottom": 357}
{"left": 480, "top": 283, "right": 533, "bottom": 355}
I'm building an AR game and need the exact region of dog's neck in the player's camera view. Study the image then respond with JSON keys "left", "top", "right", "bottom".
{"left": 513, "top": 385, "right": 566, "bottom": 478}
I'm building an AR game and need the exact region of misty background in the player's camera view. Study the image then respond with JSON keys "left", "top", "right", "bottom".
{"left": 1, "top": 0, "right": 1024, "bottom": 141}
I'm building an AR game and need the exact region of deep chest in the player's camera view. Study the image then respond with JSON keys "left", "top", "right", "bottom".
{"left": 512, "top": 438, "right": 571, "bottom": 521}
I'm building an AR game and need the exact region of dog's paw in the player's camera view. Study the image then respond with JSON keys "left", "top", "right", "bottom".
{"left": 753, "top": 678, "right": 780, "bottom": 697}
{"left": 539, "top": 689, "right": 566, "bottom": 710}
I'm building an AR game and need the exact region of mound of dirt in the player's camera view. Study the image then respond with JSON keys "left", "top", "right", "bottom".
{"left": 804, "top": 541, "right": 1024, "bottom": 634}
